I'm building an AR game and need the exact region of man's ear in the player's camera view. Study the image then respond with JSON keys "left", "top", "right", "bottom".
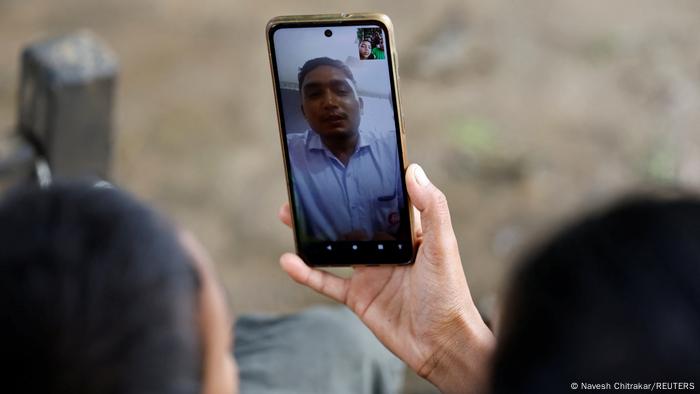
{"left": 359, "top": 97, "right": 364, "bottom": 115}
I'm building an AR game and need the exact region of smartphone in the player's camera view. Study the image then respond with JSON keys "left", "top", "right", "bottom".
{"left": 267, "top": 13, "right": 414, "bottom": 266}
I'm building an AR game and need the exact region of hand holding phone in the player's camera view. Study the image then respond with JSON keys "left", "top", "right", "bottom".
{"left": 278, "top": 164, "right": 496, "bottom": 394}
{"left": 267, "top": 13, "right": 413, "bottom": 266}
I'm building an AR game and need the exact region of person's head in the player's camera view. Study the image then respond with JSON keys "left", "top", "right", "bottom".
{"left": 371, "top": 33, "right": 384, "bottom": 51}
{"left": 0, "top": 182, "right": 237, "bottom": 394}
{"left": 297, "top": 57, "right": 363, "bottom": 140}
{"left": 491, "top": 195, "right": 700, "bottom": 392}
{"left": 358, "top": 40, "right": 372, "bottom": 59}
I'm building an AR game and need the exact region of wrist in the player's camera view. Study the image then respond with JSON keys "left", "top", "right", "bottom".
{"left": 419, "top": 308, "right": 495, "bottom": 394}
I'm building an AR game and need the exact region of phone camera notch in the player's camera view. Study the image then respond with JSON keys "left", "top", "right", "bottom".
{"left": 324, "top": 29, "right": 333, "bottom": 37}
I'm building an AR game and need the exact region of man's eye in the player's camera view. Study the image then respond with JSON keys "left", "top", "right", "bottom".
{"left": 305, "top": 91, "right": 321, "bottom": 98}
{"left": 335, "top": 87, "right": 350, "bottom": 96}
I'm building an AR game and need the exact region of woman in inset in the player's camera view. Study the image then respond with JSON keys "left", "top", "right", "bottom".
{"left": 358, "top": 39, "right": 375, "bottom": 60}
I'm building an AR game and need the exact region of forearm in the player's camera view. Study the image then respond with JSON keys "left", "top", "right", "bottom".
{"left": 419, "top": 311, "right": 496, "bottom": 394}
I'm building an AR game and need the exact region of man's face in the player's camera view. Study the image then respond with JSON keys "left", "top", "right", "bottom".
{"left": 301, "top": 65, "right": 362, "bottom": 139}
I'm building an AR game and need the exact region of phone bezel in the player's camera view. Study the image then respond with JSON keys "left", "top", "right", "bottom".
{"left": 266, "top": 13, "right": 415, "bottom": 266}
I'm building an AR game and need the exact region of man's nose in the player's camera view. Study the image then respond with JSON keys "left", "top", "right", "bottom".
{"left": 321, "top": 90, "right": 339, "bottom": 108}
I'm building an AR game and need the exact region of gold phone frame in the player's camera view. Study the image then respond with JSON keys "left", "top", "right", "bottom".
{"left": 266, "top": 13, "right": 414, "bottom": 266}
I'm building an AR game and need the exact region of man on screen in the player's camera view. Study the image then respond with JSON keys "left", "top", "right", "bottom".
{"left": 287, "top": 57, "right": 403, "bottom": 242}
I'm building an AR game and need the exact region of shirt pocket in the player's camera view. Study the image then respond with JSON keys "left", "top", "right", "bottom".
{"left": 373, "top": 193, "right": 401, "bottom": 236}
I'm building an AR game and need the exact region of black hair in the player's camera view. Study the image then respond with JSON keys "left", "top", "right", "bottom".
{"left": 0, "top": 182, "right": 202, "bottom": 394}
{"left": 297, "top": 57, "right": 356, "bottom": 91}
{"left": 491, "top": 195, "right": 700, "bottom": 392}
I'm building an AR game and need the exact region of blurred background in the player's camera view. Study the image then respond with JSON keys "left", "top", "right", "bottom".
{"left": 1, "top": 0, "right": 699, "bottom": 392}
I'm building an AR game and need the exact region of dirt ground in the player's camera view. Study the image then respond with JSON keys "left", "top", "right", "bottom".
{"left": 1, "top": 1, "right": 700, "bottom": 392}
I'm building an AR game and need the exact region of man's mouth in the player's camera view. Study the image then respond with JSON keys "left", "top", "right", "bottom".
{"left": 323, "top": 113, "right": 347, "bottom": 122}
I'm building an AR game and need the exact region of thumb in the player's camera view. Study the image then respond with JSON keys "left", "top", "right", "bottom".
{"left": 406, "top": 164, "right": 457, "bottom": 249}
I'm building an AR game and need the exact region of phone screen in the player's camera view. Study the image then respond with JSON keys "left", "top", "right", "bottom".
{"left": 269, "top": 20, "right": 414, "bottom": 265}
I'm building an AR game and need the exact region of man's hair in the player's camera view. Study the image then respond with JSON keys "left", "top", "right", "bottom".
{"left": 491, "top": 195, "right": 700, "bottom": 392}
{"left": 0, "top": 183, "right": 202, "bottom": 394}
{"left": 297, "top": 57, "right": 356, "bottom": 91}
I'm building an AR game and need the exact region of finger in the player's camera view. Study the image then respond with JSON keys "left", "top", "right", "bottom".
{"left": 405, "top": 164, "right": 453, "bottom": 234}
{"left": 412, "top": 205, "right": 423, "bottom": 240}
{"left": 279, "top": 253, "right": 349, "bottom": 304}
{"left": 278, "top": 202, "right": 292, "bottom": 228}
{"left": 405, "top": 164, "right": 457, "bottom": 252}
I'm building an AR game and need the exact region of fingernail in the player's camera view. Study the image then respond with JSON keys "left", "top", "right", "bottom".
{"left": 414, "top": 164, "right": 430, "bottom": 186}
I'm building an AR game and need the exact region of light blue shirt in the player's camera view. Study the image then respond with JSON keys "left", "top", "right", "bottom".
{"left": 288, "top": 129, "right": 403, "bottom": 241}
